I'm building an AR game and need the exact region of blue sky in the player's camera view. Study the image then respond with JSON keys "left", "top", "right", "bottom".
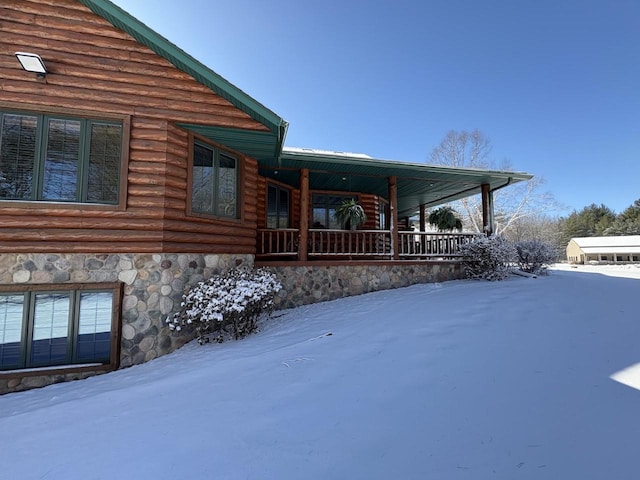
{"left": 111, "top": 0, "right": 639, "bottom": 215}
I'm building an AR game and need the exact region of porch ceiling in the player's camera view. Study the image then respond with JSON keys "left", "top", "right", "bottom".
{"left": 260, "top": 148, "right": 534, "bottom": 216}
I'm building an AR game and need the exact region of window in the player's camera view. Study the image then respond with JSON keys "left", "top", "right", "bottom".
{"left": 0, "top": 287, "right": 117, "bottom": 371}
{"left": 312, "top": 194, "right": 356, "bottom": 229}
{"left": 0, "top": 111, "right": 122, "bottom": 204}
{"left": 379, "top": 199, "right": 389, "bottom": 230}
{"left": 192, "top": 140, "right": 238, "bottom": 218}
{"left": 267, "top": 184, "right": 290, "bottom": 228}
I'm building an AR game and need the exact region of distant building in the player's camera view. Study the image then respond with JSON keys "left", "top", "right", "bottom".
{"left": 566, "top": 236, "right": 640, "bottom": 264}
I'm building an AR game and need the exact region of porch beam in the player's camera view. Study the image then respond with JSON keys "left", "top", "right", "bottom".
{"left": 389, "top": 176, "right": 399, "bottom": 260}
{"left": 481, "top": 183, "right": 493, "bottom": 235}
{"left": 298, "top": 168, "right": 309, "bottom": 261}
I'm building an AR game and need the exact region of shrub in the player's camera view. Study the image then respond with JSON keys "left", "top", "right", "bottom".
{"left": 166, "top": 267, "right": 282, "bottom": 344}
{"left": 514, "top": 239, "right": 559, "bottom": 274}
{"left": 460, "top": 235, "right": 516, "bottom": 281}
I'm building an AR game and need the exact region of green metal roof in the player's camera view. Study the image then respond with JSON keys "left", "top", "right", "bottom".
{"left": 176, "top": 124, "right": 281, "bottom": 162}
{"left": 77, "top": 0, "right": 288, "bottom": 158}
{"left": 261, "top": 148, "right": 533, "bottom": 216}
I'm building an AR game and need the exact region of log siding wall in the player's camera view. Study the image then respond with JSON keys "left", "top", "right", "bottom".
{"left": 0, "top": 0, "right": 265, "bottom": 254}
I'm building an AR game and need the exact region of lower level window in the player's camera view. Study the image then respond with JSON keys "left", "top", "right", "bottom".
{"left": 0, "top": 287, "right": 116, "bottom": 371}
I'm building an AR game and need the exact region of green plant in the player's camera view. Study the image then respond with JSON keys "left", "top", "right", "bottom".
{"left": 334, "top": 199, "right": 367, "bottom": 230}
{"left": 428, "top": 206, "right": 463, "bottom": 232}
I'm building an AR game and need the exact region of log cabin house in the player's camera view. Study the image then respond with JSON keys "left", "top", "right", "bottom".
{"left": 0, "top": 0, "right": 532, "bottom": 393}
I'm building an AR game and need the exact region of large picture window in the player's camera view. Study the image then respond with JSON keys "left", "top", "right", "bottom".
{"left": 0, "top": 111, "right": 122, "bottom": 204}
{"left": 192, "top": 141, "right": 238, "bottom": 218}
{"left": 267, "top": 184, "right": 290, "bottom": 228}
{"left": 0, "top": 287, "right": 117, "bottom": 371}
{"left": 312, "top": 194, "right": 356, "bottom": 229}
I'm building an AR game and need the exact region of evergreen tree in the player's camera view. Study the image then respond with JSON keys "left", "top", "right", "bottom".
{"left": 558, "top": 203, "right": 616, "bottom": 246}
{"left": 604, "top": 199, "right": 640, "bottom": 235}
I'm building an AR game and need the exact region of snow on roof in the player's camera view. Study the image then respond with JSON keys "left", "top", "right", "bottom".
{"left": 283, "top": 146, "right": 373, "bottom": 159}
{"left": 572, "top": 235, "right": 640, "bottom": 248}
{"left": 581, "top": 246, "right": 640, "bottom": 254}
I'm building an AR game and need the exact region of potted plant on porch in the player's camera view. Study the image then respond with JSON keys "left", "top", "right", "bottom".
{"left": 428, "top": 206, "right": 463, "bottom": 232}
{"left": 334, "top": 199, "right": 367, "bottom": 230}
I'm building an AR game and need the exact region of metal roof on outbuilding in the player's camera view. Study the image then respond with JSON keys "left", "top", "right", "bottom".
{"left": 569, "top": 235, "right": 640, "bottom": 254}
{"left": 571, "top": 236, "right": 640, "bottom": 249}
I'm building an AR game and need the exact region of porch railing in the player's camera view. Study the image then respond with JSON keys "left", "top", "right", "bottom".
{"left": 308, "top": 229, "right": 391, "bottom": 257}
{"left": 257, "top": 228, "right": 299, "bottom": 256}
{"left": 398, "top": 231, "right": 477, "bottom": 258}
{"left": 258, "top": 228, "right": 478, "bottom": 260}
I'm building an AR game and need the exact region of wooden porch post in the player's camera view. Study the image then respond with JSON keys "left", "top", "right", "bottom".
{"left": 298, "top": 168, "right": 309, "bottom": 261}
{"left": 389, "top": 176, "right": 399, "bottom": 260}
{"left": 481, "top": 183, "right": 493, "bottom": 235}
{"left": 419, "top": 204, "right": 426, "bottom": 232}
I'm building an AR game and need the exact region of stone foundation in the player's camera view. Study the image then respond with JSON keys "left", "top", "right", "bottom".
{"left": 268, "top": 261, "right": 464, "bottom": 309}
{"left": 1, "top": 255, "right": 463, "bottom": 394}
{"left": 0, "top": 252, "right": 252, "bottom": 394}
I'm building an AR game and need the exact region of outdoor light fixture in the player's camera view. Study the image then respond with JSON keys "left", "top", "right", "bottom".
{"left": 15, "top": 52, "right": 47, "bottom": 76}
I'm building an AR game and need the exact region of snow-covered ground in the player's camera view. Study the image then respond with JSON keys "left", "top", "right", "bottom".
{"left": 1, "top": 264, "right": 639, "bottom": 480}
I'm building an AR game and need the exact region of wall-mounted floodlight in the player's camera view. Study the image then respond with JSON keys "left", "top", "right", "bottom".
{"left": 15, "top": 52, "right": 47, "bottom": 76}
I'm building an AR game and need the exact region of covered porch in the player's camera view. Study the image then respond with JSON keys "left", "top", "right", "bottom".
{"left": 256, "top": 148, "right": 532, "bottom": 262}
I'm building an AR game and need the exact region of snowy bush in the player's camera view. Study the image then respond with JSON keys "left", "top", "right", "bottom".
{"left": 514, "top": 239, "right": 559, "bottom": 275}
{"left": 460, "top": 235, "right": 516, "bottom": 281}
{"left": 166, "top": 267, "right": 282, "bottom": 344}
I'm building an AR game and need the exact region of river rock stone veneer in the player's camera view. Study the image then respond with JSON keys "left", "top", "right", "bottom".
{"left": 1, "top": 255, "right": 463, "bottom": 394}
{"left": 0, "top": 252, "right": 252, "bottom": 394}
{"left": 269, "top": 261, "right": 464, "bottom": 309}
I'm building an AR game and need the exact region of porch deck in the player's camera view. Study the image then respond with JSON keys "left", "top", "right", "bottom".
{"left": 257, "top": 229, "right": 477, "bottom": 261}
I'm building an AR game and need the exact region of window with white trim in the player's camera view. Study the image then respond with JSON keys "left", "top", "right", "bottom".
{"left": 0, "top": 111, "right": 122, "bottom": 204}
{"left": 0, "top": 287, "right": 117, "bottom": 371}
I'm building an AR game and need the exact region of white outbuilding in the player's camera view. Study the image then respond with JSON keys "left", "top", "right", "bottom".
{"left": 566, "top": 235, "right": 640, "bottom": 264}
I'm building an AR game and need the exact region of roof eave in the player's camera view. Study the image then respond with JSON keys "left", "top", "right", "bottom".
{"left": 77, "top": 0, "right": 287, "bottom": 144}
{"left": 280, "top": 150, "right": 533, "bottom": 182}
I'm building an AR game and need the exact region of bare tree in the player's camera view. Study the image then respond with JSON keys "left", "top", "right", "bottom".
{"left": 429, "top": 130, "right": 561, "bottom": 236}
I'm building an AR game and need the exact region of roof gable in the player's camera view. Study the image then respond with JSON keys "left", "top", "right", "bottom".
{"left": 76, "top": 0, "right": 287, "bottom": 146}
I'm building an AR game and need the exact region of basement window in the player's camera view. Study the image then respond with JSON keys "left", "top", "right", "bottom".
{"left": 0, "top": 284, "right": 120, "bottom": 371}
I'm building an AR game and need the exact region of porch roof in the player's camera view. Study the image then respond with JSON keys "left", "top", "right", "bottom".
{"left": 260, "top": 148, "right": 534, "bottom": 216}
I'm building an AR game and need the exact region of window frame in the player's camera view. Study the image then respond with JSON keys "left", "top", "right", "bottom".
{"left": 0, "top": 282, "right": 122, "bottom": 374}
{"left": 311, "top": 192, "right": 359, "bottom": 229}
{"left": 266, "top": 182, "right": 291, "bottom": 229}
{"left": 0, "top": 104, "right": 129, "bottom": 211}
{"left": 378, "top": 197, "right": 390, "bottom": 230}
{"left": 187, "top": 135, "right": 242, "bottom": 221}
